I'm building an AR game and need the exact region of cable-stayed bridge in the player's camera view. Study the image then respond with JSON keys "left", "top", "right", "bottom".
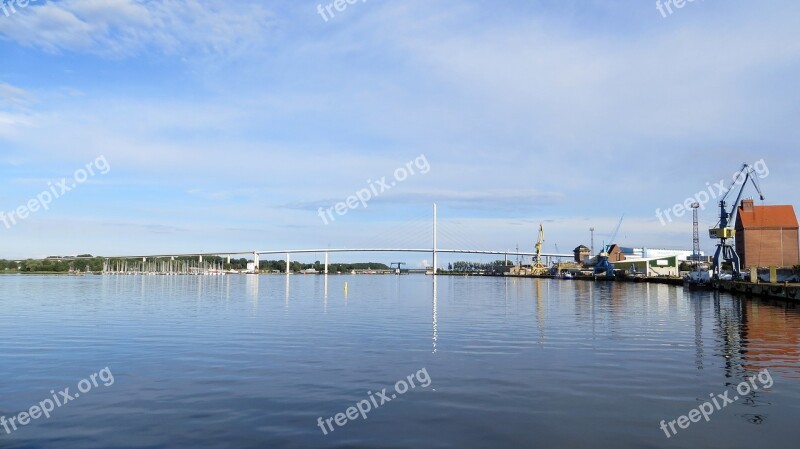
{"left": 58, "top": 205, "right": 574, "bottom": 273}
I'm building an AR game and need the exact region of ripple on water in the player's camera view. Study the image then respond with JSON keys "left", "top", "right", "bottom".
{"left": 1, "top": 275, "right": 799, "bottom": 448}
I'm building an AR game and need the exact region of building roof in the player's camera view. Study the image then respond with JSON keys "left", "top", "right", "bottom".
{"left": 737, "top": 204, "right": 799, "bottom": 229}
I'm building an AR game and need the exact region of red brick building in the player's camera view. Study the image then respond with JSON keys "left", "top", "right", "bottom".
{"left": 735, "top": 199, "right": 800, "bottom": 268}
{"left": 607, "top": 244, "right": 626, "bottom": 262}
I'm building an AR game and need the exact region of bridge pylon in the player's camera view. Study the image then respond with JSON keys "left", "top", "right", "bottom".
{"left": 433, "top": 203, "right": 438, "bottom": 275}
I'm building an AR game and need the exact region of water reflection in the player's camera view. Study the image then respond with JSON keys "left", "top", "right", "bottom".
{"left": 95, "top": 276, "right": 800, "bottom": 403}
{"left": 285, "top": 274, "right": 290, "bottom": 308}
{"left": 432, "top": 276, "right": 438, "bottom": 354}
{"left": 6, "top": 275, "right": 800, "bottom": 448}
{"left": 246, "top": 274, "right": 259, "bottom": 312}
{"left": 571, "top": 280, "right": 596, "bottom": 340}
{"left": 716, "top": 296, "right": 800, "bottom": 379}
{"left": 714, "top": 294, "right": 753, "bottom": 380}
{"left": 694, "top": 294, "right": 704, "bottom": 370}
{"left": 535, "top": 279, "right": 545, "bottom": 344}
{"left": 567, "top": 280, "right": 800, "bottom": 380}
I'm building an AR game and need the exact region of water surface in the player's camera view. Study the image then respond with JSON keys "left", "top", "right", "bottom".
{"left": 1, "top": 275, "right": 799, "bottom": 448}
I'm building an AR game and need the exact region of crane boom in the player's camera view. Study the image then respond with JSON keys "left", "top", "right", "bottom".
{"left": 603, "top": 215, "right": 625, "bottom": 253}
{"left": 709, "top": 163, "right": 765, "bottom": 279}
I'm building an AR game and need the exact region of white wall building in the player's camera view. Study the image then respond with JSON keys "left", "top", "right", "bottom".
{"left": 619, "top": 247, "right": 702, "bottom": 262}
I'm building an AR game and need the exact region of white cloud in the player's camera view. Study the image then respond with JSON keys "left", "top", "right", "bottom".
{"left": 0, "top": 83, "right": 36, "bottom": 138}
{"left": 1, "top": 0, "right": 799, "bottom": 256}
{"left": 0, "top": 82, "right": 32, "bottom": 106}
{"left": 0, "top": 0, "right": 273, "bottom": 57}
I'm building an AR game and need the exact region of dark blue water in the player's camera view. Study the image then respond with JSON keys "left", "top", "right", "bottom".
{"left": 1, "top": 275, "right": 799, "bottom": 448}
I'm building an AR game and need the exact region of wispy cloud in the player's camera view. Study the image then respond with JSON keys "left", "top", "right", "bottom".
{"left": 0, "top": 83, "right": 32, "bottom": 107}
{"left": 187, "top": 188, "right": 261, "bottom": 201}
{"left": 0, "top": 83, "right": 36, "bottom": 138}
{"left": 1, "top": 0, "right": 799, "bottom": 257}
{"left": 0, "top": 0, "right": 274, "bottom": 57}
{"left": 278, "top": 189, "right": 563, "bottom": 212}
{"left": 99, "top": 221, "right": 187, "bottom": 234}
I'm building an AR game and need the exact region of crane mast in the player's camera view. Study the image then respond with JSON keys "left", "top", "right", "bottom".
{"left": 530, "top": 224, "right": 548, "bottom": 275}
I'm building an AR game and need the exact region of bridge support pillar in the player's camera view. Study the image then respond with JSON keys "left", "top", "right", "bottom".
{"left": 433, "top": 203, "right": 438, "bottom": 275}
{"left": 253, "top": 252, "right": 259, "bottom": 271}
{"left": 285, "top": 253, "right": 291, "bottom": 274}
{"left": 324, "top": 252, "right": 329, "bottom": 275}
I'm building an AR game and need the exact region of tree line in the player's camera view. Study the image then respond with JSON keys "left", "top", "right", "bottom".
{"left": 0, "top": 257, "right": 105, "bottom": 273}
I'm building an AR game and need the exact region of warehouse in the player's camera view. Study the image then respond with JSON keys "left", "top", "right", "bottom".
{"left": 611, "top": 256, "right": 679, "bottom": 277}
{"left": 735, "top": 199, "right": 800, "bottom": 268}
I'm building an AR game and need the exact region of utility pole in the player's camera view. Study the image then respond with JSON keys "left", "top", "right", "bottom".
{"left": 590, "top": 227, "right": 595, "bottom": 255}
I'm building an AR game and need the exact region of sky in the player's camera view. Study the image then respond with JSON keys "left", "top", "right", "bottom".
{"left": 1, "top": 0, "right": 798, "bottom": 266}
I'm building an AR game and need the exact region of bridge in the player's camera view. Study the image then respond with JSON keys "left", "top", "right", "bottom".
{"left": 57, "top": 204, "right": 576, "bottom": 274}
{"left": 64, "top": 248, "right": 574, "bottom": 274}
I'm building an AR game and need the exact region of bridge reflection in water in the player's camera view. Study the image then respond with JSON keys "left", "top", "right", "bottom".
{"left": 154, "top": 273, "right": 800, "bottom": 382}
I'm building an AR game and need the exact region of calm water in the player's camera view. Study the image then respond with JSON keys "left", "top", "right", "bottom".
{"left": 1, "top": 274, "right": 799, "bottom": 448}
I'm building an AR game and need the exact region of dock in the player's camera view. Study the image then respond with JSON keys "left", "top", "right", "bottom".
{"left": 713, "top": 280, "right": 800, "bottom": 301}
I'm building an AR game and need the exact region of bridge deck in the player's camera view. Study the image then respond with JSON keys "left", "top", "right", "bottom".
{"left": 58, "top": 248, "right": 574, "bottom": 260}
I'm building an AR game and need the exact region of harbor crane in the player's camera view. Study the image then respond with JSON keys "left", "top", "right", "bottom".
{"left": 593, "top": 214, "right": 624, "bottom": 278}
{"left": 709, "top": 163, "right": 765, "bottom": 280}
{"left": 606, "top": 214, "right": 625, "bottom": 253}
{"left": 530, "top": 224, "right": 549, "bottom": 275}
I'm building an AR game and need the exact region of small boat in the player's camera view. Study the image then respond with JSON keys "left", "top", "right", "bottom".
{"left": 625, "top": 266, "right": 646, "bottom": 282}
{"left": 684, "top": 269, "right": 711, "bottom": 290}
{"left": 560, "top": 271, "right": 574, "bottom": 279}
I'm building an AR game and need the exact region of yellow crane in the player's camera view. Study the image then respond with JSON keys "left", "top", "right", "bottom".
{"left": 530, "top": 224, "right": 549, "bottom": 276}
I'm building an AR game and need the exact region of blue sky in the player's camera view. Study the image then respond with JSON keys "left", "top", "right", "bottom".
{"left": 1, "top": 0, "right": 798, "bottom": 265}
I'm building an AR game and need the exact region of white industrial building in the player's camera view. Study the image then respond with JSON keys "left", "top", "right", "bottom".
{"left": 619, "top": 247, "right": 701, "bottom": 262}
